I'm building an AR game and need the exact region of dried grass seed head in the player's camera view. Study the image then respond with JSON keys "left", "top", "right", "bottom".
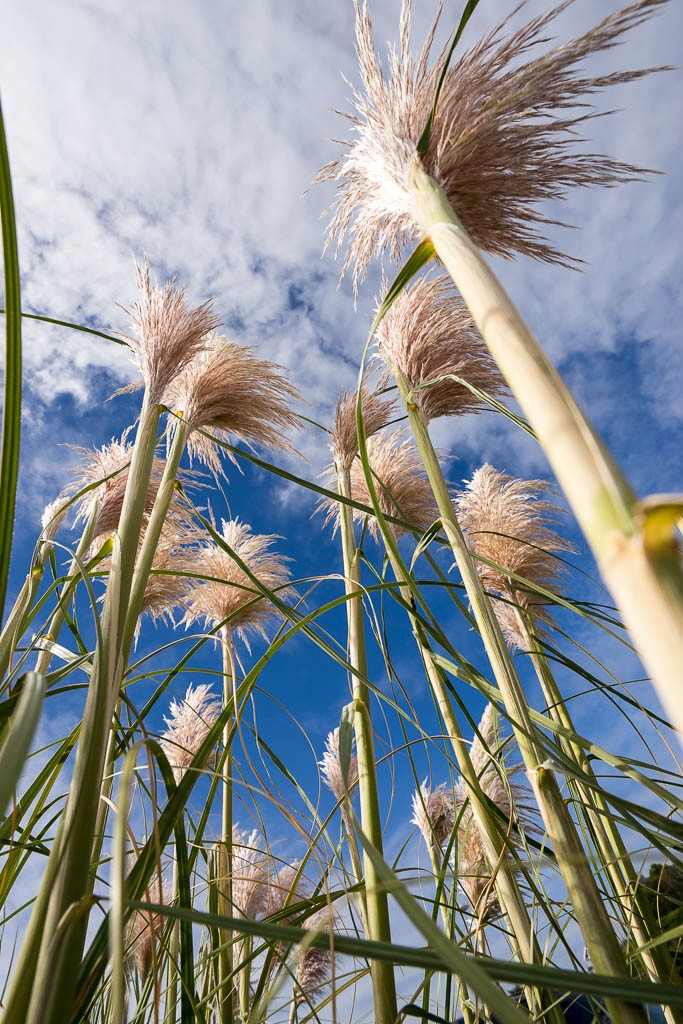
{"left": 454, "top": 704, "right": 531, "bottom": 921}
{"left": 70, "top": 435, "right": 136, "bottom": 540}
{"left": 455, "top": 463, "right": 573, "bottom": 647}
{"left": 125, "top": 873, "right": 166, "bottom": 982}
{"left": 232, "top": 826, "right": 269, "bottom": 920}
{"left": 376, "top": 274, "right": 506, "bottom": 421}
{"left": 411, "top": 780, "right": 455, "bottom": 849}
{"left": 164, "top": 334, "right": 300, "bottom": 475}
{"left": 319, "top": 0, "right": 666, "bottom": 291}
{"left": 265, "top": 863, "right": 307, "bottom": 920}
{"left": 40, "top": 497, "right": 70, "bottom": 542}
{"left": 137, "top": 522, "right": 200, "bottom": 632}
{"left": 330, "top": 384, "right": 395, "bottom": 473}
{"left": 159, "top": 682, "right": 221, "bottom": 784}
{"left": 182, "top": 518, "right": 292, "bottom": 644}
{"left": 348, "top": 429, "right": 439, "bottom": 538}
{"left": 121, "top": 259, "right": 221, "bottom": 404}
{"left": 319, "top": 727, "right": 359, "bottom": 802}
{"left": 69, "top": 434, "right": 188, "bottom": 547}
{"left": 296, "top": 908, "right": 335, "bottom": 1002}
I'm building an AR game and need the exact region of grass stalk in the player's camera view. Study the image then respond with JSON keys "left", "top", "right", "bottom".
{"left": 394, "top": 384, "right": 644, "bottom": 1024}
{"left": 337, "top": 468, "right": 398, "bottom": 1024}
{"left": 408, "top": 158, "right": 683, "bottom": 744}
{"left": 516, "top": 610, "right": 682, "bottom": 1024}
{"left": 219, "top": 629, "right": 236, "bottom": 1024}
{"left": 122, "top": 415, "right": 189, "bottom": 657}
{"left": 5, "top": 396, "right": 162, "bottom": 1024}
{"left": 0, "top": 100, "right": 22, "bottom": 622}
{"left": 164, "top": 853, "right": 180, "bottom": 1024}
{"left": 384, "top": 547, "right": 561, "bottom": 1023}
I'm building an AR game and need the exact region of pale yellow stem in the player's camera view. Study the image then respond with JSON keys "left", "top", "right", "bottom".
{"left": 409, "top": 158, "right": 683, "bottom": 745}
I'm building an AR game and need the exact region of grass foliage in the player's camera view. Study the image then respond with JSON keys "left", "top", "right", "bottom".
{"left": 1, "top": 2, "right": 682, "bottom": 1023}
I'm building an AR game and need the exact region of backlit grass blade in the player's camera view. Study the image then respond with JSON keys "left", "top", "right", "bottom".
{"left": 0, "top": 100, "right": 22, "bottom": 621}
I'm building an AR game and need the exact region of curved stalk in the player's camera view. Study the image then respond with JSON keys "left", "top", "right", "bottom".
{"left": 32, "top": 504, "right": 100, "bottom": 678}
{"left": 384, "top": 548, "right": 562, "bottom": 1024}
{"left": 337, "top": 468, "right": 398, "bottom": 1024}
{"left": 408, "top": 158, "right": 683, "bottom": 745}
{"left": 515, "top": 609, "right": 681, "bottom": 1024}
{"left": 5, "top": 396, "right": 161, "bottom": 1024}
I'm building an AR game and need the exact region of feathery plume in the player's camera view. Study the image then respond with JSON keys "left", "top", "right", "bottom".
{"left": 265, "top": 863, "right": 307, "bottom": 920}
{"left": 264, "top": 863, "right": 309, "bottom": 965}
{"left": 411, "top": 781, "right": 455, "bottom": 850}
{"left": 231, "top": 827, "right": 269, "bottom": 920}
{"left": 121, "top": 259, "right": 220, "bottom": 404}
{"left": 159, "top": 683, "right": 221, "bottom": 784}
{"left": 68, "top": 434, "right": 191, "bottom": 548}
{"left": 454, "top": 704, "right": 530, "bottom": 921}
{"left": 70, "top": 435, "right": 137, "bottom": 540}
{"left": 455, "top": 464, "right": 573, "bottom": 648}
{"left": 333, "top": 429, "right": 439, "bottom": 538}
{"left": 318, "top": 0, "right": 666, "bottom": 290}
{"left": 137, "top": 524, "right": 198, "bottom": 631}
{"left": 330, "top": 385, "right": 395, "bottom": 473}
{"left": 296, "top": 908, "right": 335, "bottom": 1004}
{"left": 125, "top": 873, "right": 166, "bottom": 982}
{"left": 40, "top": 497, "right": 70, "bottom": 543}
{"left": 319, "top": 727, "right": 359, "bottom": 802}
{"left": 181, "top": 518, "right": 292, "bottom": 645}
{"left": 376, "top": 274, "right": 506, "bottom": 421}
{"left": 164, "top": 334, "right": 300, "bottom": 474}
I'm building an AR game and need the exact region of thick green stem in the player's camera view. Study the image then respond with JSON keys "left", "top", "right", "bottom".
{"left": 7, "top": 397, "right": 161, "bottom": 1024}
{"left": 337, "top": 469, "right": 398, "bottom": 1024}
{"left": 400, "top": 394, "right": 643, "bottom": 1024}
{"left": 409, "top": 159, "right": 683, "bottom": 744}
{"left": 385, "top": 550, "right": 556, "bottom": 1022}
{"left": 122, "top": 417, "right": 189, "bottom": 657}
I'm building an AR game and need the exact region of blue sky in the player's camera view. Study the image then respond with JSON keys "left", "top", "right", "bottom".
{"left": 1, "top": 0, "right": 682, "bottom": 1009}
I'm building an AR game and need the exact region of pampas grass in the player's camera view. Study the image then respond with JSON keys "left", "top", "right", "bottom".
{"left": 2, "top": 6, "right": 682, "bottom": 1024}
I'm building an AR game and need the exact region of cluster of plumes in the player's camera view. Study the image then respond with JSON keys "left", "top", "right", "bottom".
{"left": 317, "top": 0, "right": 666, "bottom": 291}
{"left": 121, "top": 260, "right": 221, "bottom": 404}
{"left": 59, "top": 434, "right": 202, "bottom": 630}
{"left": 319, "top": 727, "right": 359, "bottom": 803}
{"left": 329, "top": 384, "right": 395, "bottom": 474}
{"left": 119, "top": 262, "right": 300, "bottom": 476}
{"left": 455, "top": 704, "right": 524, "bottom": 920}
{"left": 182, "top": 518, "right": 292, "bottom": 646}
{"left": 216, "top": 833, "right": 333, "bottom": 1005}
{"left": 159, "top": 683, "right": 221, "bottom": 784}
{"left": 164, "top": 334, "right": 300, "bottom": 475}
{"left": 59, "top": 433, "right": 190, "bottom": 550}
{"left": 376, "top": 274, "right": 506, "bottom": 421}
{"left": 125, "top": 872, "right": 166, "bottom": 982}
{"left": 412, "top": 705, "right": 532, "bottom": 922}
{"left": 455, "top": 464, "right": 573, "bottom": 649}
{"left": 66, "top": 434, "right": 142, "bottom": 544}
